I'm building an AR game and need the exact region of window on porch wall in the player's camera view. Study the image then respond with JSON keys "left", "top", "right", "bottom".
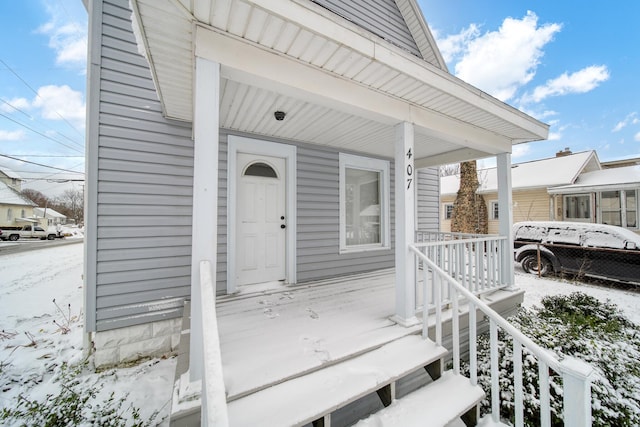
{"left": 339, "top": 153, "right": 389, "bottom": 252}
{"left": 564, "top": 194, "right": 591, "bottom": 221}
{"left": 601, "top": 190, "right": 637, "bottom": 228}
{"left": 601, "top": 191, "right": 622, "bottom": 226}
{"left": 625, "top": 190, "right": 637, "bottom": 228}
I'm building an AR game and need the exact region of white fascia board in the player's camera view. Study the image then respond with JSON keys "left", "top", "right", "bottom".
{"left": 548, "top": 183, "right": 639, "bottom": 194}
{"left": 245, "top": 0, "right": 548, "bottom": 140}
{"left": 195, "top": 25, "right": 513, "bottom": 154}
{"left": 414, "top": 148, "right": 497, "bottom": 169}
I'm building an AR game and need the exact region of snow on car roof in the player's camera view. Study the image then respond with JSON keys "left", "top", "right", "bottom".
{"left": 513, "top": 221, "right": 640, "bottom": 245}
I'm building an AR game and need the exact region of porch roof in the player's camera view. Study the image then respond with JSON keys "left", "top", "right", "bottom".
{"left": 130, "top": 0, "right": 549, "bottom": 166}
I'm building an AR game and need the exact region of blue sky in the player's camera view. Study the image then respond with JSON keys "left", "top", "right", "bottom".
{"left": 0, "top": 1, "right": 87, "bottom": 196}
{"left": 1, "top": 1, "right": 639, "bottom": 196}
{"left": 418, "top": 0, "right": 640, "bottom": 166}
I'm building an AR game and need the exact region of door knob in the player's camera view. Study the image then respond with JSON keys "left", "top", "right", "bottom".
{"left": 281, "top": 224, "right": 286, "bottom": 229}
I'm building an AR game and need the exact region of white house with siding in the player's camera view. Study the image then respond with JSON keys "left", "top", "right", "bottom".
{"left": 82, "top": 0, "right": 595, "bottom": 425}
{"left": 441, "top": 149, "right": 640, "bottom": 234}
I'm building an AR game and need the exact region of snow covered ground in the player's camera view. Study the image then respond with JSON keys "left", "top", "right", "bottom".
{"left": 0, "top": 242, "right": 638, "bottom": 425}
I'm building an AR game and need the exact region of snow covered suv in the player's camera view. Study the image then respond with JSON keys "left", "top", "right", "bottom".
{"left": 513, "top": 221, "right": 640, "bottom": 285}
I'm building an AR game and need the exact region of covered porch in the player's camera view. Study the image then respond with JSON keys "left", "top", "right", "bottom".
{"left": 172, "top": 264, "right": 524, "bottom": 425}
{"left": 127, "top": 0, "right": 556, "bottom": 424}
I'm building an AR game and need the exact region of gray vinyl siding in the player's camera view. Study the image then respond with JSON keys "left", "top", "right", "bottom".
{"left": 310, "top": 0, "right": 421, "bottom": 57}
{"left": 417, "top": 168, "right": 440, "bottom": 232}
{"left": 89, "top": 0, "right": 442, "bottom": 328}
{"left": 296, "top": 145, "right": 396, "bottom": 281}
{"left": 92, "top": 0, "right": 194, "bottom": 331}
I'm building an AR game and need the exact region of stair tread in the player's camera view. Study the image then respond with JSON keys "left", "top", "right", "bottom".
{"left": 355, "top": 371, "right": 485, "bottom": 427}
{"left": 226, "top": 335, "right": 446, "bottom": 426}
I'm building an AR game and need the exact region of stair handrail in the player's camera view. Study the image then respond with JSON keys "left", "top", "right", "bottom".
{"left": 410, "top": 245, "right": 594, "bottom": 427}
{"left": 199, "top": 260, "right": 229, "bottom": 426}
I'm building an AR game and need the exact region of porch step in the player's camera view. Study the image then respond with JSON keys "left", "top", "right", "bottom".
{"left": 226, "top": 334, "right": 447, "bottom": 426}
{"left": 355, "top": 371, "right": 485, "bottom": 427}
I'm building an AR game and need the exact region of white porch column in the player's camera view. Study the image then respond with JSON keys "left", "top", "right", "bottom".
{"left": 393, "top": 122, "right": 418, "bottom": 326}
{"left": 190, "top": 57, "right": 220, "bottom": 382}
{"left": 496, "top": 152, "right": 514, "bottom": 286}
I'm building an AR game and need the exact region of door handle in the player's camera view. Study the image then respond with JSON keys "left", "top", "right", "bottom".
{"left": 281, "top": 224, "right": 286, "bottom": 229}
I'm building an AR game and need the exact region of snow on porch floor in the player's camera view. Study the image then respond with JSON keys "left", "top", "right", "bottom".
{"left": 215, "top": 268, "right": 423, "bottom": 401}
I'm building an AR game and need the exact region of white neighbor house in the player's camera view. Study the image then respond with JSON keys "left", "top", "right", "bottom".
{"left": 83, "top": 0, "right": 594, "bottom": 425}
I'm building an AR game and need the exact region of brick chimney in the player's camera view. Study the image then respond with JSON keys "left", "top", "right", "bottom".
{"left": 556, "top": 147, "right": 572, "bottom": 157}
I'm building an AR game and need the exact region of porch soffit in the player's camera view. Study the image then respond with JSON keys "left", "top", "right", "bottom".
{"left": 131, "top": 0, "right": 548, "bottom": 162}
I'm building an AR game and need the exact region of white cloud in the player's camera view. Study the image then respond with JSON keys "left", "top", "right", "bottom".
{"left": 612, "top": 112, "right": 639, "bottom": 132}
{"left": 512, "top": 143, "right": 531, "bottom": 158}
{"left": 547, "top": 132, "right": 562, "bottom": 141}
{"left": 521, "top": 65, "right": 610, "bottom": 103}
{"left": 438, "top": 11, "right": 561, "bottom": 102}
{"left": 0, "top": 129, "right": 26, "bottom": 141}
{"left": 37, "top": 4, "right": 87, "bottom": 68}
{"left": 32, "top": 85, "right": 85, "bottom": 128}
{"left": 635, "top": 132, "right": 640, "bottom": 142}
{"left": 433, "top": 25, "right": 480, "bottom": 65}
{"left": 0, "top": 97, "right": 31, "bottom": 114}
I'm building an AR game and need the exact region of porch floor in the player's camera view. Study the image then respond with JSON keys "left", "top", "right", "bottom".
{"left": 215, "top": 268, "right": 423, "bottom": 401}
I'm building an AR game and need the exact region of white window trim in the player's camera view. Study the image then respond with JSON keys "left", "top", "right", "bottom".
{"left": 339, "top": 153, "right": 390, "bottom": 253}
{"left": 443, "top": 203, "right": 454, "bottom": 220}
{"left": 563, "top": 193, "right": 593, "bottom": 223}
{"left": 597, "top": 189, "right": 638, "bottom": 229}
{"left": 490, "top": 200, "right": 499, "bottom": 220}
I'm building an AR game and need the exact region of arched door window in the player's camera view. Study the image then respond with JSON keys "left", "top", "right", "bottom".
{"left": 243, "top": 162, "right": 278, "bottom": 178}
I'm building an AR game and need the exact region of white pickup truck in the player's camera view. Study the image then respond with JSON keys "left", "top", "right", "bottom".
{"left": 0, "top": 225, "right": 58, "bottom": 241}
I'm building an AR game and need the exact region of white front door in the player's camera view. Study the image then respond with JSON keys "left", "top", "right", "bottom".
{"left": 236, "top": 153, "right": 286, "bottom": 286}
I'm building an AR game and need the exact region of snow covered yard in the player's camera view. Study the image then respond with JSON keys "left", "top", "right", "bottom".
{"left": 0, "top": 241, "right": 176, "bottom": 426}
{"left": 0, "top": 242, "right": 638, "bottom": 425}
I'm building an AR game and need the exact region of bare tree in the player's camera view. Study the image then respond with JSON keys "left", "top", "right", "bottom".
{"left": 21, "top": 188, "right": 50, "bottom": 207}
{"left": 56, "top": 188, "right": 84, "bottom": 224}
{"left": 439, "top": 163, "right": 460, "bottom": 177}
{"left": 451, "top": 161, "right": 488, "bottom": 234}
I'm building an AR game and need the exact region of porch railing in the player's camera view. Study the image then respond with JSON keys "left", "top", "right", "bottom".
{"left": 410, "top": 245, "right": 594, "bottom": 426}
{"left": 199, "top": 260, "right": 229, "bottom": 426}
{"left": 414, "top": 231, "right": 509, "bottom": 299}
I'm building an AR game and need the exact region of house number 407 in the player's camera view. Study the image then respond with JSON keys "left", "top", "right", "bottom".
{"left": 406, "top": 148, "right": 414, "bottom": 190}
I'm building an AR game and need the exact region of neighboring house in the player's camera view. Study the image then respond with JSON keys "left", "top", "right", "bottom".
{"left": 441, "top": 149, "right": 640, "bottom": 233}
{"left": 33, "top": 207, "right": 68, "bottom": 226}
{"left": 549, "top": 164, "right": 640, "bottom": 230}
{"left": 83, "top": 0, "right": 560, "bottom": 424}
{"left": 0, "top": 166, "right": 23, "bottom": 191}
{"left": 0, "top": 176, "right": 37, "bottom": 229}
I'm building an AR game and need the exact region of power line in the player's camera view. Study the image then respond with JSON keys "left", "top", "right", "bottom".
{"left": 0, "top": 112, "right": 84, "bottom": 154}
{"left": 0, "top": 58, "right": 84, "bottom": 138}
{"left": 5, "top": 154, "right": 84, "bottom": 158}
{"left": 1, "top": 97, "right": 84, "bottom": 149}
{"left": 0, "top": 153, "right": 84, "bottom": 174}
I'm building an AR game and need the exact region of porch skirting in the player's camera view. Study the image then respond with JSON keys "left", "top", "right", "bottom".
{"left": 91, "top": 318, "right": 182, "bottom": 369}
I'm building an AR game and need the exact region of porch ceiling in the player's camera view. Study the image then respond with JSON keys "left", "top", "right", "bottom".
{"left": 131, "top": 0, "right": 549, "bottom": 165}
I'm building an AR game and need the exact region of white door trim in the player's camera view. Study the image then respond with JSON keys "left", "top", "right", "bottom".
{"left": 227, "top": 135, "right": 297, "bottom": 294}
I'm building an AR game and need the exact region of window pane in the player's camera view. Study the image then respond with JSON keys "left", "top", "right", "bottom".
{"left": 244, "top": 162, "right": 277, "bottom": 178}
{"left": 601, "top": 191, "right": 621, "bottom": 226}
{"left": 445, "top": 204, "right": 454, "bottom": 220}
{"left": 346, "top": 168, "right": 380, "bottom": 246}
{"left": 492, "top": 202, "right": 499, "bottom": 220}
{"left": 626, "top": 190, "right": 637, "bottom": 227}
{"left": 565, "top": 195, "right": 590, "bottom": 219}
